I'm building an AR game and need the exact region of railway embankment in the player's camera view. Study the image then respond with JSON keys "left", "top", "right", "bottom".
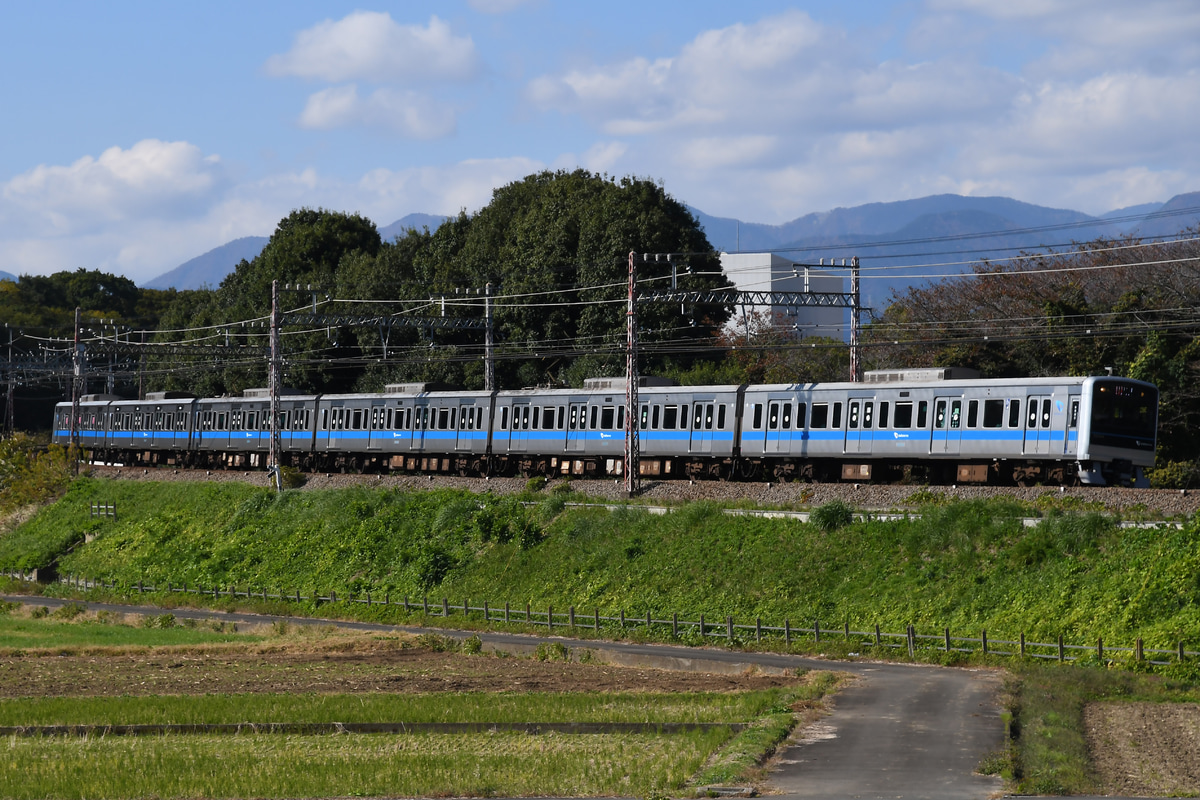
{"left": 3, "top": 471, "right": 1200, "bottom": 664}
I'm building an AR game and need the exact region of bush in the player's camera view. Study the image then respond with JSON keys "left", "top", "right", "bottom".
{"left": 524, "top": 476, "right": 547, "bottom": 493}
{"left": 811, "top": 500, "right": 854, "bottom": 532}
{"left": 50, "top": 602, "right": 86, "bottom": 620}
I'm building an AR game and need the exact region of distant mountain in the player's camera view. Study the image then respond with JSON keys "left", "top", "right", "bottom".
{"left": 145, "top": 193, "right": 1200, "bottom": 300}
{"left": 379, "top": 213, "right": 449, "bottom": 241}
{"left": 691, "top": 192, "right": 1200, "bottom": 306}
{"left": 0, "top": 270, "right": 16, "bottom": 283}
{"left": 143, "top": 236, "right": 268, "bottom": 290}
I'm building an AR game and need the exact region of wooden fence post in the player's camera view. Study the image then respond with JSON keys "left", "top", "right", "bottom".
{"left": 646, "top": 610, "right": 651, "bottom": 631}
{"left": 442, "top": 598, "right": 449, "bottom": 617}
{"left": 907, "top": 625, "right": 915, "bottom": 658}
{"left": 548, "top": 605, "right": 553, "bottom": 631}
{"left": 1180, "top": 641, "right": 1186, "bottom": 662}
{"left": 1097, "top": 637, "right": 1103, "bottom": 661}
{"left": 1136, "top": 638, "right": 1143, "bottom": 662}
{"left": 785, "top": 618, "right": 791, "bottom": 645}
{"left": 756, "top": 618, "right": 762, "bottom": 642}
{"left": 727, "top": 616, "right": 733, "bottom": 640}
{"left": 673, "top": 612, "right": 678, "bottom": 638}
{"left": 569, "top": 606, "right": 575, "bottom": 628}
{"left": 944, "top": 627, "right": 951, "bottom": 652}
{"left": 814, "top": 619, "right": 820, "bottom": 644}
{"left": 1020, "top": 632, "right": 1026, "bottom": 656}
{"left": 875, "top": 623, "right": 881, "bottom": 647}
{"left": 595, "top": 608, "right": 600, "bottom": 631}
{"left": 1058, "top": 634, "right": 1065, "bottom": 662}
{"left": 699, "top": 614, "right": 705, "bottom": 637}
{"left": 982, "top": 630, "right": 988, "bottom": 655}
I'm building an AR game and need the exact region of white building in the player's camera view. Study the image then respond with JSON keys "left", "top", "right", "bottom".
{"left": 719, "top": 252, "right": 847, "bottom": 340}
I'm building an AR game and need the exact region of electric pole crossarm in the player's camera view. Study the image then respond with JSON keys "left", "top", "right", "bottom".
{"left": 638, "top": 290, "right": 857, "bottom": 308}
{"left": 278, "top": 313, "right": 487, "bottom": 330}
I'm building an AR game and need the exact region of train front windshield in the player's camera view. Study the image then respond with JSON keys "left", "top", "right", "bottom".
{"left": 1090, "top": 381, "right": 1157, "bottom": 451}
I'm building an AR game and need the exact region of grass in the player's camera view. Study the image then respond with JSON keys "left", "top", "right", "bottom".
{"left": 0, "top": 607, "right": 250, "bottom": 650}
{"left": 0, "top": 690, "right": 792, "bottom": 727}
{"left": 0, "top": 730, "right": 730, "bottom": 799}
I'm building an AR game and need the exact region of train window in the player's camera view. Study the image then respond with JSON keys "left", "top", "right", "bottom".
{"left": 916, "top": 401, "right": 928, "bottom": 428}
{"left": 781, "top": 403, "right": 791, "bottom": 430}
{"left": 500, "top": 407, "right": 509, "bottom": 430}
{"left": 849, "top": 402, "right": 860, "bottom": 429}
{"left": 982, "top": 399, "right": 1003, "bottom": 428}
{"left": 247, "top": 411, "right": 258, "bottom": 430}
{"left": 451, "top": 408, "right": 458, "bottom": 430}
{"left": 640, "top": 405, "right": 649, "bottom": 430}
{"left": 477, "top": 408, "right": 484, "bottom": 430}
{"left": 663, "top": 405, "right": 678, "bottom": 430}
{"left": 1027, "top": 401, "right": 1039, "bottom": 428}
{"left": 753, "top": 403, "right": 763, "bottom": 429}
{"left": 569, "top": 406, "right": 577, "bottom": 430}
{"left": 1041, "top": 399, "right": 1052, "bottom": 427}
{"left": 693, "top": 405, "right": 703, "bottom": 430}
{"left": 863, "top": 403, "right": 874, "bottom": 429}
{"left": 353, "top": 409, "right": 364, "bottom": 430}
{"left": 1070, "top": 400, "right": 1079, "bottom": 427}
{"left": 934, "top": 400, "right": 947, "bottom": 428}
{"left": 966, "top": 401, "right": 978, "bottom": 428}
{"left": 590, "top": 406, "right": 598, "bottom": 429}
{"left": 704, "top": 404, "right": 714, "bottom": 430}
{"left": 680, "top": 404, "right": 689, "bottom": 429}
{"left": 533, "top": 407, "right": 543, "bottom": 429}
{"left": 950, "top": 401, "right": 961, "bottom": 429}
{"left": 878, "top": 402, "right": 889, "bottom": 428}
{"left": 557, "top": 406, "right": 565, "bottom": 430}
{"left": 832, "top": 402, "right": 842, "bottom": 428}
{"left": 1008, "top": 399, "right": 1021, "bottom": 428}
{"left": 602, "top": 406, "right": 615, "bottom": 430}
{"left": 617, "top": 406, "right": 625, "bottom": 430}
{"left": 768, "top": 402, "right": 779, "bottom": 429}
{"left": 652, "top": 405, "right": 660, "bottom": 429}
{"left": 811, "top": 403, "right": 828, "bottom": 428}
{"left": 718, "top": 404, "right": 727, "bottom": 429}
{"left": 520, "top": 406, "right": 529, "bottom": 430}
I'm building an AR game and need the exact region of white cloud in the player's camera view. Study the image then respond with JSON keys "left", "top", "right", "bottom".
{"left": 467, "top": 0, "right": 538, "bottom": 13}
{"left": 265, "top": 12, "right": 480, "bottom": 84}
{"left": 358, "top": 156, "right": 544, "bottom": 218}
{"left": 2, "top": 140, "right": 224, "bottom": 235}
{"left": 298, "top": 85, "right": 457, "bottom": 139}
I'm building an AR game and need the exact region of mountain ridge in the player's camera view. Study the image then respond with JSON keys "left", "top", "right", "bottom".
{"left": 142, "top": 193, "right": 1200, "bottom": 293}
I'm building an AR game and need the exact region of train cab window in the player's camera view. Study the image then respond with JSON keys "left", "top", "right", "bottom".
{"left": 966, "top": 400, "right": 978, "bottom": 428}
{"left": 781, "top": 403, "right": 791, "bottom": 430}
{"left": 810, "top": 403, "right": 828, "bottom": 429}
{"left": 663, "top": 405, "right": 678, "bottom": 430}
{"left": 878, "top": 402, "right": 889, "bottom": 428}
{"left": 916, "top": 401, "right": 928, "bottom": 429}
{"left": 602, "top": 406, "right": 615, "bottom": 430}
{"left": 1069, "top": 399, "right": 1079, "bottom": 427}
{"left": 1009, "top": 399, "right": 1021, "bottom": 428}
{"left": 848, "top": 401, "right": 860, "bottom": 429}
{"left": 893, "top": 402, "right": 912, "bottom": 428}
{"left": 983, "top": 399, "right": 1004, "bottom": 428}
{"left": 718, "top": 404, "right": 727, "bottom": 429}
{"left": 832, "top": 403, "right": 842, "bottom": 428}
{"left": 752, "top": 403, "right": 763, "bottom": 429}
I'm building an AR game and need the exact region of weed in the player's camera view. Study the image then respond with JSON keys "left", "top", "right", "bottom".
{"left": 462, "top": 634, "right": 483, "bottom": 654}
{"left": 29, "top": 606, "right": 49, "bottom": 619}
{"left": 271, "top": 619, "right": 291, "bottom": 636}
{"left": 811, "top": 500, "right": 854, "bottom": 532}
{"left": 415, "top": 632, "right": 457, "bottom": 652}
{"left": 50, "top": 603, "right": 86, "bottom": 620}
{"left": 524, "top": 476, "right": 548, "bottom": 493}
{"left": 535, "top": 641, "right": 570, "bottom": 662}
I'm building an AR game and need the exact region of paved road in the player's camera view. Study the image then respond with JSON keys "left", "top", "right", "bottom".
{"left": 5, "top": 594, "right": 1006, "bottom": 799}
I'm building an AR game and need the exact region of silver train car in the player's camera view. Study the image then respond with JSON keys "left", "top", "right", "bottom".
{"left": 52, "top": 369, "right": 1158, "bottom": 487}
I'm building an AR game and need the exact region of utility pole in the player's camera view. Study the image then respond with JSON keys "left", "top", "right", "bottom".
{"left": 484, "top": 282, "right": 495, "bottom": 392}
{"left": 850, "top": 256, "right": 862, "bottom": 382}
{"left": 70, "top": 307, "right": 83, "bottom": 473}
{"left": 268, "top": 279, "right": 282, "bottom": 492}
{"left": 4, "top": 325, "right": 13, "bottom": 438}
{"left": 625, "top": 252, "right": 640, "bottom": 497}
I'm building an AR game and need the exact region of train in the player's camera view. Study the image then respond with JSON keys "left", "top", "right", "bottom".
{"left": 53, "top": 368, "right": 1159, "bottom": 487}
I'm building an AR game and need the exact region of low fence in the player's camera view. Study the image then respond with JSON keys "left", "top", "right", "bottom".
{"left": 2, "top": 570, "right": 1191, "bottom": 669}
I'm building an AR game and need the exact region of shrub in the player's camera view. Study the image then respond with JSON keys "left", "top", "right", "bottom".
{"left": 50, "top": 602, "right": 86, "bottom": 620}
{"left": 811, "top": 500, "right": 854, "bottom": 532}
{"left": 524, "top": 476, "right": 547, "bottom": 493}
{"left": 462, "top": 634, "right": 483, "bottom": 654}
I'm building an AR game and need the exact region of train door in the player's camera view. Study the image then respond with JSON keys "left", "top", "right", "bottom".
{"left": 1023, "top": 395, "right": 1053, "bottom": 455}
{"left": 764, "top": 399, "right": 793, "bottom": 454}
{"left": 566, "top": 402, "right": 588, "bottom": 452}
{"left": 931, "top": 396, "right": 963, "bottom": 454}
{"left": 409, "top": 404, "right": 427, "bottom": 451}
{"left": 510, "top": 404, "right": 530, "bottom": 453}
{"left": 457, "top": 404, "right": 475, "bottom": 450}
{"left": 845, "top": 398, "right": 875, "bottom": 454}
{"left": 367, "top": 401, "right": 386, "bottom": 451}
{"left": 1064, "top": 395, "right": 1080, "bottom": 456}
{"left": 690, "top": 401, "right": 715, "bottom": 454}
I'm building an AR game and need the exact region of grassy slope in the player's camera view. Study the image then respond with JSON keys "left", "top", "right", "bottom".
{"left": 4, "top": 478, "right": 1200, "bottom": 649}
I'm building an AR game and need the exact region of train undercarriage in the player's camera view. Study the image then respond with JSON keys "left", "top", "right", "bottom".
{"left": 84, "top": 446, "right": 1147, "bottom": 487}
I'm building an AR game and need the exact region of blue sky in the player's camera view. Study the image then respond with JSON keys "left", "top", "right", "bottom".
{"left": 2, "top": 0, "right": 1199, "bottom": 284}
